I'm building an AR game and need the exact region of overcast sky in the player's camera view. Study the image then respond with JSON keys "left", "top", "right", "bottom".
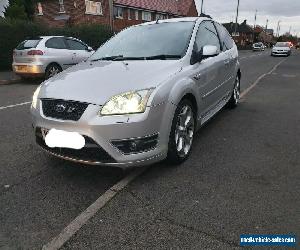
{"left": 0, "top": 0, "right": 299, "bottom": 35}
{"left": 195, "top": 0, "right": 300, "bottom": 36}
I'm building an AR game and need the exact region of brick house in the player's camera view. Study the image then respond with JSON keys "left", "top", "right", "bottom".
{"left": 223, "top": 20, "right": 254, "bottom": 48}
{"left": 35, "top": 0, "right": 198, "bottom": 31}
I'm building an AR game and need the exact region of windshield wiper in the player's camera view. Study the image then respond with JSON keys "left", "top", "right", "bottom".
{"left": 91, "top": 55, "right": 124, "bottom": 62}
{"left": 144, "top": 54, "right": 182, "bottom": 60}
{"left": 112, "top": 56, "right": 146, "bottom": 61}
{"left": 91, "top": 54, "right": 182, "bottom": 62}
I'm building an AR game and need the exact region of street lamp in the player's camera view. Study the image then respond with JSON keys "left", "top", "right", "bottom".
{"left": 234, "top": 0, "right": 240, "bottom": 37}
{"left": 252, "top": 10, "right": 257, "bottom": 43}
{"left": 200, "top": 0, "right": 204, "bottom": 14}
{"left": 276, "top": 20, "right": 281, "bottom": 37}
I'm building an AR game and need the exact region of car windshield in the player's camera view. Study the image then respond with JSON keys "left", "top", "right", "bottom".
{"left": 275, "top": 42, "right": 289, "bottom": 47}
{"left": 16, "top": 39, "right": 41, "bottom": 50}
{"left": 254, "top": 43, "right": 262, "bottom": 47}
{"left": 89, "top": 22, "right": 195, "bottom": 61}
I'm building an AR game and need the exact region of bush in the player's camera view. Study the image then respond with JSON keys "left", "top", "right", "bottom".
{"left": 0, "top": 18, "right": 112, "bottom": 70}
{"left": 48, "top": 24, "right": 112, "bottom": 50}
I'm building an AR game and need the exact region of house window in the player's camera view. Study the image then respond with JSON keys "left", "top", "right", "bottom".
{"left": 37, "top": 2, "right": 43, "bottom": 15}
{"left": 114, "top": 6, "right": 123, "bottom": 19}
{"left": 85, "top": 1, "right": 103, "bottom": 15}
{"left": 156, "top": 13, "right": 165, "bottom": 20}
{"left": 135, "top": 10, "right": 139, "bottom": 20}
{"left": 58, "top": 0, "right": 65, "bottom": 13}
{"left": 142, "top": 11, "right": 151, "bottom": 21}
{"left": 128, "top": 9, "right": 131, "bottom": 20}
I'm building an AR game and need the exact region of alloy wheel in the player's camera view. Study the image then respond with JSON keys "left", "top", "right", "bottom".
{"left": 175, "top": 105, "right": 195, "bottom": 158}
{"left": 233, "top": 76, "right": 240, "bottom": 104}
{"left": 48, "top": 66, "right": 61, "bottom": 78}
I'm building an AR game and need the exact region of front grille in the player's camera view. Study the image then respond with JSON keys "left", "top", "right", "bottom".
{"left": 41, "top": 99, "right": 88, "bottom": 121}
{"left": 35, "top": 128, "right": 116, "bottom": 163}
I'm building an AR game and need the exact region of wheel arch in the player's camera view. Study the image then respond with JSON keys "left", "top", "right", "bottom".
{"left": 237, "top": 68, "right": 241, "bottom": 80}
{"left": 180, "top": 93, "right": 198, "bottom": 119}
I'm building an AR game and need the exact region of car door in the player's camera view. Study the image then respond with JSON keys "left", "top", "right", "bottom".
{"left": 190, "top": 21, "right": 225, "bottom": 117}
{"left": 214, "top": 22, "right": 237, "bottom": 98}
{"left": 65, "top": 38, "right": 92, "bottom": 64}
{"left": 44, "top": 37, "right": 74, "bottom": 70}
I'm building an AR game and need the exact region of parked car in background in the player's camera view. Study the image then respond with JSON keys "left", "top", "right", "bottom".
{"left": 271, "top": 42, "right": 291, "bottom": 56}
{"left": 13, "top": 36, "right": 94, "bottom": 79}
{"left": 31, "top": 17, "right": 241, "bottom": 167}
{"left": 252, "top": 42, "right": 265, "bottom": 51}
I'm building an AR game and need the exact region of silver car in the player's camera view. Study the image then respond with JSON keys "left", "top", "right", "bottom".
{"left": 271, "top": 42, "right": 291, "bottom": 56}
{"left": 31, "top": 17, "right": 241, "bottom": 168}
{"left": 252, "top": 42, "right": 265, "bottom": 51}
{"left": 13, "top": 36, "right": 94, "bottom": 79}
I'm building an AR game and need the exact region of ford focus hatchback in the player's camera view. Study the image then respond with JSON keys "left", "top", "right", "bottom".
{"left": 31, "top": 17, "right": 241, "bottom": 168}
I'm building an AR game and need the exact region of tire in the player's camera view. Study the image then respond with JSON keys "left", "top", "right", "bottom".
{"left": 166, "top": 99, "right": 196, "bottom": 165}
{"left": 45, "top": 63, "right": 62, "bottom": 79}
{"left": 226, "top": 75, "right": 240, "bottom": 109}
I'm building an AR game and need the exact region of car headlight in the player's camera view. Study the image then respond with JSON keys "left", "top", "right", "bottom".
{"left": 100, "top": 89, "right": 154, "bottom": 116}
{"left": 32, "top": 85, "right": 41, "bottom": 109}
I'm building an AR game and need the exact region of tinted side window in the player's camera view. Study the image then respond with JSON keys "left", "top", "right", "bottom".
{"left": 214, "top": 23, "right": 234, "bottom": 51}
{"left": 66, "top": 39, "right": 87, "bottom": 50}
{"left": 45, "top": 37, "right": 67, "bottom": 49}
{"left": 195, "top": 21, "right": 221, "bottom": 53}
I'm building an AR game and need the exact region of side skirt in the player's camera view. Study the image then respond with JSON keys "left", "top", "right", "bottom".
{"left": 197, "top": 93, "right": 231, "bottom": 129}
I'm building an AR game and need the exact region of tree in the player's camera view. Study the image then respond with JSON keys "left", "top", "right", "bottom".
{"left": 23, "top": 0, "right": 35, "bottom": 20}
{"left": 4, "top": 0, "right": 27, "bottom": 20}
{"left": 4, "top": 0, "right": 35, "bottom": 20}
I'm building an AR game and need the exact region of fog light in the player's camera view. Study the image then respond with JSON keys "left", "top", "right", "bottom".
{"left": 112, "top": 134, "right": 158, "bottom": 154}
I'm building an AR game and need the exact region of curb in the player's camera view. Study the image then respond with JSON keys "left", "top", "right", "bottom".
{"left": 0, "top": 78, "right": 22, "bottom": 85}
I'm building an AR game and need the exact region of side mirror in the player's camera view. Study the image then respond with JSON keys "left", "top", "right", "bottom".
{"left": 191, "top": 45, "right": 219, "bottom": 64}
{"left": 202, "top": 45, "right": 219, "bottom": 59}
{"left": 87, "top": 46, "right": 93, "bottom": 52}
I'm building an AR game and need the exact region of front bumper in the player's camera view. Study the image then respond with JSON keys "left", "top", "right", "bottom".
{"left": 12, "top": 63, "right": 45, "bottom": 76}
{"left": 271, "top": 51, "right": 290, "bottom": 56}
{"left": 31, "top": 100, "right": 175, "bottom": 168}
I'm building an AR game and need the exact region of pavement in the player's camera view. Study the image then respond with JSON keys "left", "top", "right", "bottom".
{"left": 0, "top": 49, "right": 299, "bottom": 249}
{"left": 0, "top": 71, "right": 21, "bottom": 85}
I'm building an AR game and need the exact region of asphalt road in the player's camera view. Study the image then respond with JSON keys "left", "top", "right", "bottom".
{"left": 0, "top": 49, "right": 299, "bottom": 249}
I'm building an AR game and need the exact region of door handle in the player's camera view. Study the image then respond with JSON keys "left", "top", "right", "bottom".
{"left": 193, "top": 73, "right": 201, "bottom": 81}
